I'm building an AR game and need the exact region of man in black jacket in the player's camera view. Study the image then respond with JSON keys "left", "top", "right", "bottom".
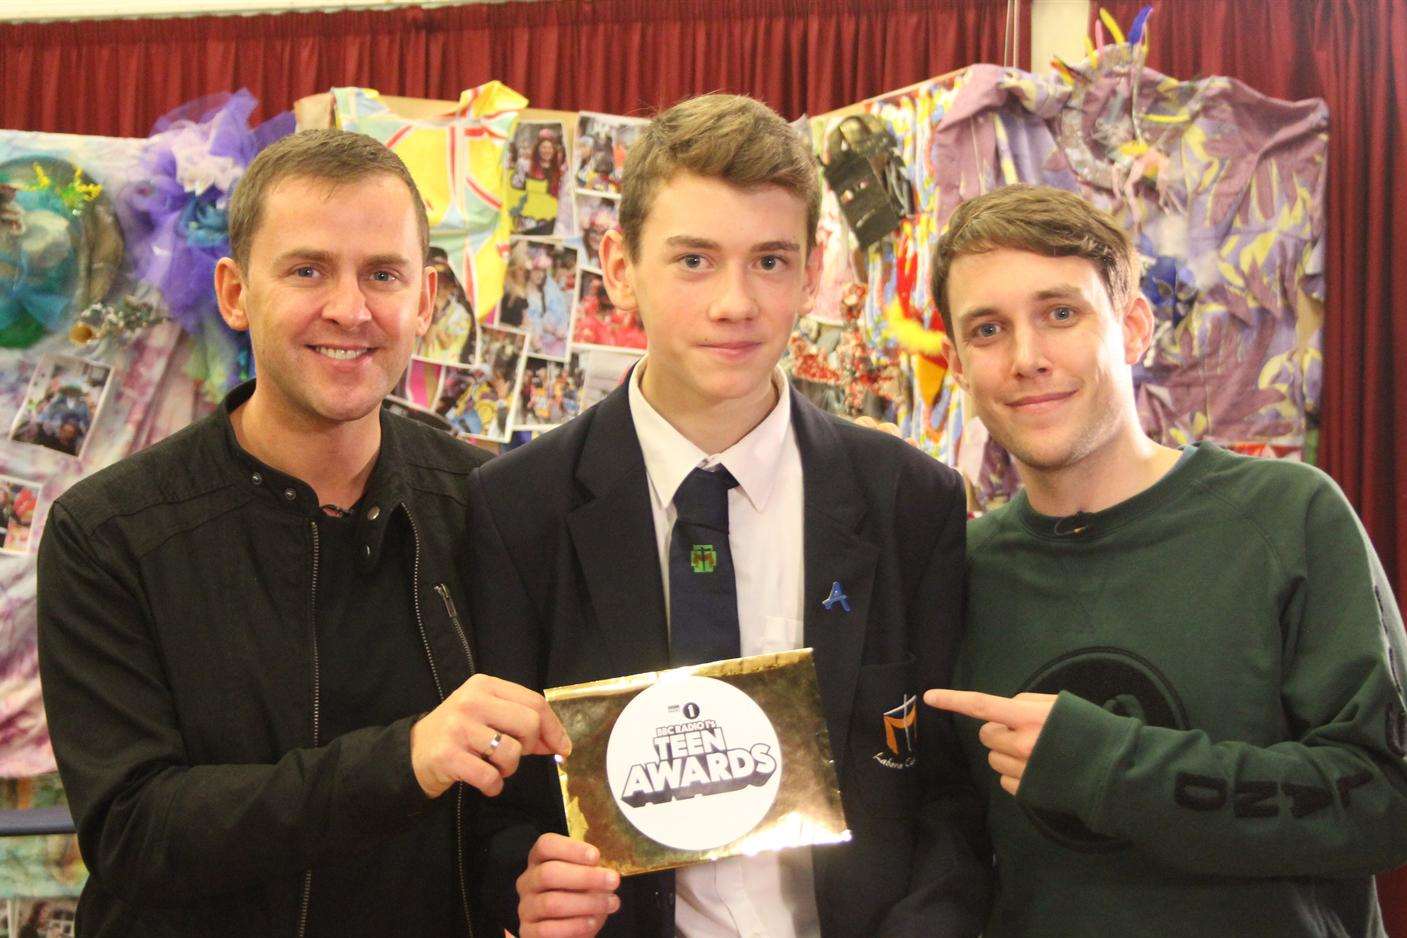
{"left": 470, "top": 94, "right": 991, "bottom": 938}
{"left": 37, "top": 129, "right": 568, "bottom": 937}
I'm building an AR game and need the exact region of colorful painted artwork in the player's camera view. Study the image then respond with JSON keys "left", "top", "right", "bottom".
{"left": 806, "top": 40, "right": 1327, "bottom": 507}
{"left": 0, "top": 128, "right": 187, "bottom": 781}
{"left": 333, "top": 82, "right": 526, "bottom": 326}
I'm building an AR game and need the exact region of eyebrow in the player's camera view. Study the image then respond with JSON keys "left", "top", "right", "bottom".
{"left": 663, "top": 235, "right": 801, "bottom": 253}
{"left": 1033, "top": 285, "right": 1086, "bottom": 302}
{"left": 271, "top": 249, "right": 414, "bottom": 269}
{"left": 272, "top": 248, "right": 335, "bottom": 267}
{"left": 954, "top": 284, "right": 1089, "bottom": 329}
{"left": 365, "top": 253, "right": 414, "bottom": 269}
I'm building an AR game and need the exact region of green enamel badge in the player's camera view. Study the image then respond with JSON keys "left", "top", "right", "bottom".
{"left": 690, "top": 545, "right": 717, "bottom": 574}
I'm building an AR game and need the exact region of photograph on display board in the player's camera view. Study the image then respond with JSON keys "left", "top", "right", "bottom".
{"left": 434, "top": 362, "right": 515, "bottom": 443}
{"left": 0, "top": 475, "right": 41, "bottom": 555}
{"left": 572, "top": 269, "right": 646, "bottom": 351}
{"left": 414, "top": 246, "right": 478, "bottom": 364}
{"left": 8, "top": 353, "right": 113, "bottom": 460}
{"left": 573, "top": 194, "right": 619, "bottom": 270}
{"left": 477, "top": 326, "right": 527, "bottom": 388}
{"left": 574, "top": 112, "right": 646, "bottom": 196}
{"left": 492, "top": 237, "right": 577, "bottom": 360}
{"left": 10, "top": 898, "right": 76, "bottom": 938}
{"left": 515, "top": 355, "right": 585, "bottom": 430}
{"left": 579, "top": 201, "right": 617, "bottom": 270}
{"left": 575, "top": 346, "right": 642, "bottom": 413}
{"left": 396, "top": 357, "right": 446, "bottom": 411}
{"left": 505, "top": 120, "right": 572, "bottom": 237}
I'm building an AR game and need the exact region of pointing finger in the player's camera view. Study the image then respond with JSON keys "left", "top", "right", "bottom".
{"left": 924, "top": 689, "right": 1049, "bottom": 727}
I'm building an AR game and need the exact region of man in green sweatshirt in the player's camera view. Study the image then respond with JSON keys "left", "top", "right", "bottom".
{"left": 924, "top": 184, "right": 1407, "bottom": 937}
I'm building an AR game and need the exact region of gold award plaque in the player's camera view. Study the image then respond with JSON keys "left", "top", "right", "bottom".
{"left": 546, "top": 649, "right": 850, "bottom": 876}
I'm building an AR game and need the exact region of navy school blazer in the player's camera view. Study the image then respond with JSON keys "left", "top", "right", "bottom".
{"left": 466, "top": 381, "right": 992, "bottom": 938}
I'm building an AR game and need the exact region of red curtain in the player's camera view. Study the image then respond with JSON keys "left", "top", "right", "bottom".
{"left": 1096, "top": 2, "right": 1407, "bottom": 932}
{"left": 0, "top": 0, "right": 1014, "bottom": 137}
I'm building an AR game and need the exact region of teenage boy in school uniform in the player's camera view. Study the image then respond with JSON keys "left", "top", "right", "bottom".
{"left": 468, "top": 94, "right": 991, "bottom": 938}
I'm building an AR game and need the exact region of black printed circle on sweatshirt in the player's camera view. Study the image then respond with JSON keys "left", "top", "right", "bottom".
{"left": 1017, "top": 647, "right": 1191, "bottom": 853}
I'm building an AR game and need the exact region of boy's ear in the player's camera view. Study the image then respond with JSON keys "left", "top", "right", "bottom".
{"left": 798, "top": 242, "right": 823, "bottom": 317}
{"left": 599, "top": 229, "right": 638, "bottom": 313}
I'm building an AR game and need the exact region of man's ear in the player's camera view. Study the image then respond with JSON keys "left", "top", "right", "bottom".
{"left": 214, "top": 257, "right": 250, "bottom": 332}
{"left": 1121, "top": 292, "right": 1155, "bottom": 365}
{"left": 942, "top": 331, "right": 969, "bottom": 391}
{"left": 599, "top": 229, "right": 638, "bottom": 313}
{"left": 416, "top": 263, "right": 438, "bottom": 338}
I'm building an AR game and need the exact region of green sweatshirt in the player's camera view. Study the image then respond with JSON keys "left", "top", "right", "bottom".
{"left": 956, "top": 442, "right": 1407, "bottom": 937}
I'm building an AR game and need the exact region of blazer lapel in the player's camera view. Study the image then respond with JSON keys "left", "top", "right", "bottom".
{"left": 565, "top": 385, "right": 671, "bottom": 677}
{"left": 792, "top": 391, "right": 878, "bottom": 772}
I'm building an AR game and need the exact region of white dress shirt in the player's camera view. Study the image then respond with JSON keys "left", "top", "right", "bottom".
{"left": 627, "top": 361, "right": 820, "bottom": 938}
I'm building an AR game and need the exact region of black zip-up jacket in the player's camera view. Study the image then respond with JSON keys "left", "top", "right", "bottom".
{"left": 36, "top": 383, "right": 492, "bottom": 937}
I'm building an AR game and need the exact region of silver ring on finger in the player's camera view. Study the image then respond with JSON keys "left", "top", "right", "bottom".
{"left": 481, "top": 731, "right": 503, "bottom": 764}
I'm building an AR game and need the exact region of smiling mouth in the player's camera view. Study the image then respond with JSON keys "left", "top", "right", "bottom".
{"left": 1009, "top": 390, "right": 1076, "bottom": 409}
{"left": 312, "top": 346, "right": 371, "bottom": 361}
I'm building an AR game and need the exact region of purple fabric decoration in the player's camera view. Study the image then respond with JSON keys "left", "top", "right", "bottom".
{"left": 124, "top": 90, "right": 293, "bottom": 337}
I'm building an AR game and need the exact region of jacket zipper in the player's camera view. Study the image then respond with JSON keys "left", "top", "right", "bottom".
{"left": 405, "top": 509, "right": 476, "bottom": 938}
{"left": 434, "top": 580, "right": 480, "bottom": 935}
{"left": 297, "top": 520, "right": 322, "bottom": 938}
{"left": 434, "top": 583, "right": 476, "bottom": 677}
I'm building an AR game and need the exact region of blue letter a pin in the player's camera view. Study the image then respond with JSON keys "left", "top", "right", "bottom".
{"left": 822, "top": 581, "right": 851, "bottom": 613}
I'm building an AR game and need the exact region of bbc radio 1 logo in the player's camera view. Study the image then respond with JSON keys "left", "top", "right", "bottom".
{"left": 607, "top": 675, "right": 782, "bottom": 851}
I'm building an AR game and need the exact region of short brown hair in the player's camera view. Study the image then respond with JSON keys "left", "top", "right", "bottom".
{"left": 619, "top": 94, "right": 820, "bottom": 258}
{"left": 226, "top": 128, "right": 430, "bottom": 269}
{"left": 931, "top": 184, "right": 1136, "bottom": 336}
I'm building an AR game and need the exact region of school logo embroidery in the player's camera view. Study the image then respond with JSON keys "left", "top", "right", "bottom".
{"left": 1017, "top": 647, "right": 1190, "bottom": 853}
{"left": 690, "top": 545, "right": 718, "bottom": 574}
{"left": 606, "top": 674, "right": 783, "bottom": 851}
{"left": 874, "top": 693, "right": 918, "bottom": 769}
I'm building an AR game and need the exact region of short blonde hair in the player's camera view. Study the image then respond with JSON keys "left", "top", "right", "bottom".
{"left": 931, "top": 184, "right": 1136, "bottom": 336}
{"left": 227, "top": 129, "right": 430, "bottom": 269}
{"left": 619, "top": 94, "right": 820, "bottom": 258}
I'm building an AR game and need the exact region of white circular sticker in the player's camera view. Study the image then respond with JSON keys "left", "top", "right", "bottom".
{"left": 605, "top": 674, "right": 783, "bottom": 851}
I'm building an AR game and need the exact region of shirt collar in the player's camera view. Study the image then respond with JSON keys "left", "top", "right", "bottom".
{"left": 627, "top": 359, "right": 792, "bottom": 514}
{"left": 219, "top": 380, "right": 408, "bottom": 530}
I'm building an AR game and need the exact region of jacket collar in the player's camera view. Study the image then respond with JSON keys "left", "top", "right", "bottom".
{"left": 217, "top": 380, "right": 412, "bottom": 570}
{"left": 791, "top": 387, "right": 878, "bottom": 768}
{"left": 567, "top": 381, "right": 672, "bottom": 675}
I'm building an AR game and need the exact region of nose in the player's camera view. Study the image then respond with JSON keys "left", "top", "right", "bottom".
{"left": 1010, "top": 321, "right": 1051, "bottom": 378}
{"left": 322, "top": 274, "right": 373, "bottom": 329}
{"left": 708, "top": 263, "right": 758, "bottom": 322}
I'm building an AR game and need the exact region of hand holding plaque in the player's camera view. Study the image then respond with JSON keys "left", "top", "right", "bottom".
{"left": 546, "top": 649, "right": 850, "bottom": 876}
{"left": 409, "top": 673, "right": 572, "bottom": 798}
{"left": 517, "top": 833, "right": 620, "bottom": 938}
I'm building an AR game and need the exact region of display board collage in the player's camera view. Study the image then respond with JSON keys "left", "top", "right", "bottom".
{"left": 389, "top": 111, "right": 650, "bottom": 446}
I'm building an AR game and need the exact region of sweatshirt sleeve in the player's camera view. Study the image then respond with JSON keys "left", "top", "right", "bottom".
{"left": 36, "top": 501, "right": 433, "bottom": 908}
{"left": 1015, "top": 480, "right": 1407, "bottom": 877}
